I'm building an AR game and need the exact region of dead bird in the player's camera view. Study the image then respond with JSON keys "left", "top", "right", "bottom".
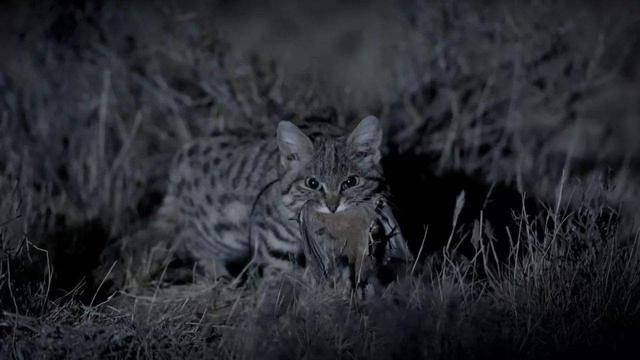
{"left": 298, "top": 197, "right": 412, "bottom": 294}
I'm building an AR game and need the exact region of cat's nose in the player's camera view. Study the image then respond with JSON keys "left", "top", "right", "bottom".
{"left": 325, "top": 196, "right": 340, "bottom": 213}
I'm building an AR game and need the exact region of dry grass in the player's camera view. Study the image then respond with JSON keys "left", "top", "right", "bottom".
{"left": 1, "top": 0, "right": 640, "bottom": 359}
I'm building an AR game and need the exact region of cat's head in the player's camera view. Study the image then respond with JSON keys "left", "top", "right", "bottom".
{"left": 276, "top": 116, "right": 385, "bottom": 215}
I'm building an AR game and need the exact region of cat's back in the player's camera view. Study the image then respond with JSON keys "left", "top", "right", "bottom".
{"left": 169, "top": 132, "right": 279, "bottom": 200}
{"left": 168, "top": 119, "right": 343, "bottom": 198}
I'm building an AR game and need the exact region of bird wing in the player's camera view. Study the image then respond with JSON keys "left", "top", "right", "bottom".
{"left": 374, "top": 199, "right": 413, "bottom": 263}
{"left": 298, "top": 204, "right": 331, "bottom": 280}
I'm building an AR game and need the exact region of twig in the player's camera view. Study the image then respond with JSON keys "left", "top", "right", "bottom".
{"left": 411, "top": 226, "right": 429, "bottom": 276}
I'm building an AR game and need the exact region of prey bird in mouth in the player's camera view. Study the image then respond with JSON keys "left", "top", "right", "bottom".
{"left": 298, "top": 196, "right": 412, "bottom": 295}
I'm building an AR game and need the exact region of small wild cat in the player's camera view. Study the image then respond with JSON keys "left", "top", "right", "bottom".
{"left": 167, "top": 116, "right": 411, "bottom": 286}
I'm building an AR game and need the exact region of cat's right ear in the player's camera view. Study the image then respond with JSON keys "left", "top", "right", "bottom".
{"left": 277, "top": 121, "right": 314, "bottom": 171}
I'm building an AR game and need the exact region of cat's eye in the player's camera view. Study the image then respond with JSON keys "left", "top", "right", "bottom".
{"left": 305, "top": 177, "right": 321, "bottom": 190}
{"left": 353, "top": 151, "right": 369, "bottom": 159}
{"left": 341, "top": 175, "right": 359, "bottom": 191}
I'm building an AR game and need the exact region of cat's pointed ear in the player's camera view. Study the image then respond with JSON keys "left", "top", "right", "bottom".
{"left": 347, "top": 116, "right": 382, "bottom": 164}
{"left": 277, "top": 121, "right": 314, "bottom": 171}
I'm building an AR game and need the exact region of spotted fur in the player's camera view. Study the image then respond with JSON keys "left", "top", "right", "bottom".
{"left": 167, "top": 117, "right": 409, "bottom": 277}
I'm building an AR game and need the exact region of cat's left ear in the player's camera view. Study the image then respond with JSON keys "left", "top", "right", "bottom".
{"left": 347, "top": 116, "right": 382, "bottom": 165}
{"left": 277, "top": 121, "right": 314, "bottom": 171}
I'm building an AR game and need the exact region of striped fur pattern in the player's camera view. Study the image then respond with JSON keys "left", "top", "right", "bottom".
{"left": 167, "top": 117, "right": 407, "bottom": 277}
